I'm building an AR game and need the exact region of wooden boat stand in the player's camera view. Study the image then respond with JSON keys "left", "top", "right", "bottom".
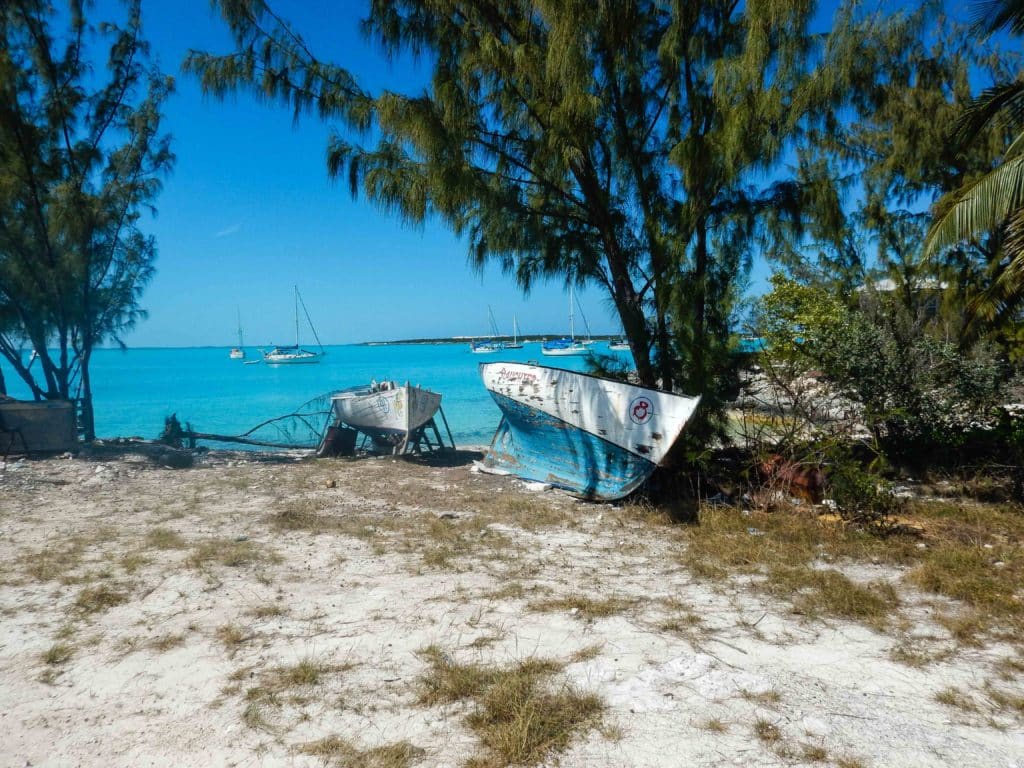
{"left": 319, "top": 406, "right": 456, "bottom": 458}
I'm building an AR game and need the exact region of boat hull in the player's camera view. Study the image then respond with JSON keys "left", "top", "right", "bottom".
{"left": 331, "top": 384, "right": 441, "bottom": 446}
{"left": 540, "top": 344, "right": 588, "bottom": 356}
{"left": 485, "top": 392, "right": 657, "bottom": 499}
{"left": 479, "top": 362, "right": 700, "bottom": 500}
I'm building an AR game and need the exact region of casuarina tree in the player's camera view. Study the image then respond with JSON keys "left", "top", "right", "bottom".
{"left": 0, "top": 0, "right": 174, "bottom": 439}
{"left": 188, "top": 0, "right": 871, "bottom": 441}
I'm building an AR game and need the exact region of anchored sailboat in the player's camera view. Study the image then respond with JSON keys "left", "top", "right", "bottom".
{"left": 505, "top": 315, "right": 524, "bottom": 349}
{"left": 262, "top": 287, "right": 325, "bottom": 365}
{"left": 470, "top": 305, "right": 504, "bottom": 354}
{"left": 541, "top": 288, "right": 588, "bottom": 356}
{"left": 229, "top": 308, "right": 245, "bottom": 359}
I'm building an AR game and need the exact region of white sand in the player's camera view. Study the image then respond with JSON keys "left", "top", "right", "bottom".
{"left": 1, "top": 450, "right": 1021, "bottom": 767}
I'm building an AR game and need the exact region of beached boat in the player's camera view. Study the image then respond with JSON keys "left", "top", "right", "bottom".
{"left": 479, "top": 362, "right": 700, "bottom": 500}
{"left": 541, "top": 289, "right": 589, "bottom": 356}
{"left": 263, "top": 287, "right": 325, "bottom": 365}
{"left": 229, "top": 308, "right": 246, "bottom": 359}
{"left": 330, "top": 380, "right": 442, "bottom": 451}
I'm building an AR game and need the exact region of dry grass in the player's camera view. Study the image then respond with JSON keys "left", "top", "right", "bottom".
{"left": 187, "top": 538, "right": 280, "bottom": 569}
{"left": 145, "top": 527, "right": 186, "bottom": 550}
{"left": 801, "top": 742, "right": 829, "bottom": 762}
{"left": 527, "top": 594, "right": 636, "bottom": 621}
{"left": 216, "top": 623, "right": 252, "bottom": 654}
{"left": 741, "top": 688, "right": 782, "bottom": 707}
{"left": 241, "top": 656, "right": 350, "bottom": 716}
{"left": 73, "top": 582, "right": 130, "bottom": 615}
{"left": 569, "top": 644, "right": 603, "bottom": 663}
{"left": 42, "top": 643, "right": 74, "bottom": 666}
{"left": 935, "top": 686, "right": 978, "bottom": 712}
{"left": 768, "top": 566, "right": 899, "bottom": 628}
{"left": 672, "top": 499, "right": 1023, "bottom": 640}
{"left": 246, "top": 602, "right": 287, "bottom": 619}
{"left": 701, "top": 717, "right": 728, "bottom": 733}
{"left": 148, "top": 633, "right": 186, "bottom": 652}
{"left": 298, "top": 736, "right": 425, "bottom": 767}
{"left": 416, "top": 646, "right": 603, "bottom": 767}
{"left": 754, "top": 718, "right": 781, "bottom": 742}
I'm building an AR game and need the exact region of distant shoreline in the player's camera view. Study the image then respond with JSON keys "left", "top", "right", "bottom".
{"left": 357, "top": 335, "right": 619, "bottom": 346}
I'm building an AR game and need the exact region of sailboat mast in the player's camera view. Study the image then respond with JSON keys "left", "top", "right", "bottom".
{"left": 236, "top": 307, "right": 244, "bottom": 347}
{"left": 569, "top": 288, "right": 575, "bottom": 341}
{"left": 294, "top": 286, "right": 300, "bottom": 347}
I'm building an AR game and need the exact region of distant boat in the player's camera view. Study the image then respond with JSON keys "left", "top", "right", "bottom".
{"left": 229, "top": 307, "right": 246, "bottom": 359}
{"left": 470, "top": 305, "right": 504, "bottom": 354}
{"left": 262, "top": 286, "right": 325, "bottom": 365}
{"left": 504, "top": 315, "right": 524, "bottom": 350}
{"left": 608, "top": 338, "right": 630, "bottom": 351}
{"left": 479, "top": 362, "right": 701, "bottom": 500}
{"left": 541, "top": 288, "right": 588, "bottom": 356}
{"left": 330, "top": 380, "right": 441, "bottom": 453}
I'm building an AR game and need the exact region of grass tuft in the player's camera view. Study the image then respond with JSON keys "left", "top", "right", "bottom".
{"left": 74, "top": 583, "right": 130, "bottom": 615}
{"left": 43, "top": 643, "right": 74, "bottom": 666}
{"left": 527, "top": 594, "right": 635, "bottom": 621}
{"left": 145, "top": 527, "right": 186, "bottom": 550}
{"left": 417, "top": 646, "right": 603, "bottom": 767}
{"left": 188, "top": 538, "right": 280, "bottom": 569}
{"left": 298, "top": 736, "right": 425, "bottom": 767}
{"left": 754, "top": 718, "right": 781, "bottom": 743}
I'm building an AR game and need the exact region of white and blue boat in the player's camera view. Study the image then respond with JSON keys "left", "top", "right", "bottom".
{"left": 479, "top": 362, "right": 700, "bottom": 500}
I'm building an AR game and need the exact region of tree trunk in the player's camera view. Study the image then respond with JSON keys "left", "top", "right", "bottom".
{"left": 0, "top": 362, "right": 6, "bottom": 396}
{"left": 693, "top": 218, "right": 708, "bottom": 393}
{"left": 80, "top": 351, "right": 95, "bottom": 441}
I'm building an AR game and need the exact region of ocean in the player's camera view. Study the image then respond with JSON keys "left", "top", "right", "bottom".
{"left": 0, "top": 343, "right": 630, "bottom": 448}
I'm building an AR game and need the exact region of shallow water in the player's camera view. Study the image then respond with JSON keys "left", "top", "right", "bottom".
{"left": 1, "top": 343, "right": 630, "bottom": 447}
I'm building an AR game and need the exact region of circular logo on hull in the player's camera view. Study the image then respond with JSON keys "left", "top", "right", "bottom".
{"left": 629, "top": 396, "right": 653, "bottom": 425}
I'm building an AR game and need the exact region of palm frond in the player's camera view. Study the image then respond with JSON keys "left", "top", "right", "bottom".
{"left": 970, "top": 0, "right": 1024, "bottom": 36}
{"left": 953, "top": 79, "right": 1024, "bottom": 146}
{"left": 924, "top": 153, "right": 1024, "bottom": 256}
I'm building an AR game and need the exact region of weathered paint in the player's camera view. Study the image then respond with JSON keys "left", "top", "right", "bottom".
{"left": 479, "top": 363, "right": 701, "bottom": 500}
{"left": 483, "top": 392, "right": 656, "bottom": 500}
{"left": 479, "top": 362, "right": 700, "bottom": 465}
{"left": 331, "top": 383, "right": 441, "bottom": 443}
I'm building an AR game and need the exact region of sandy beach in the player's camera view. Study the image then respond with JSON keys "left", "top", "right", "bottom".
{"left": 1, "top": 449, "right": 1022, "bottom": 768}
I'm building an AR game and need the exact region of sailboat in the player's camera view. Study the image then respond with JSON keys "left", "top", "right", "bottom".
{"left": 470, "top": 306, "right": 504, "bottom": 354}
{"left": 541, "top": 288, "right": 588, "bottom": 356}
{"left": 262, "top": 286, "right": 325, "bottom": 365}
{"left": 229, "top": 308, "right": 246, "bottom": 359}
{"left": 504, "top": 315, "right": 524, "bottom": 349}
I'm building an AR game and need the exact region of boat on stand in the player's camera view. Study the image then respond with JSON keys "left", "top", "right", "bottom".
{"left": 327, "top": 380, "right": 452, "bottom": 455}
{"left": 478, "top": 362, "right": 700, "bottom": 500}
{"left": 229, "top": 308, "right": 246, "bottom": 359}
{"left": 262, "top": 286, "right": 325, "bottom": 365}
{"left": 541, "top": 288, "right": 588, "bottom": 356}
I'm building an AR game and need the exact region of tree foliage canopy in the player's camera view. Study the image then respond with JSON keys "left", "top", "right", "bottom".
{"left": 187, "top": 0, "right": 878, "bottom": 438}
{"left": 0, "top": 0, "right": 173, "bottom": 438}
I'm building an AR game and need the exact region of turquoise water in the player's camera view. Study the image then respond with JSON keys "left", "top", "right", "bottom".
{"left": 0, "top": 344, "right": 630, "bottom": 447}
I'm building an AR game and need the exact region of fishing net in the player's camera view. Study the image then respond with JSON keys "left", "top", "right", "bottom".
{"left": 235, "top": 391, "right": 339, "bottom": 448}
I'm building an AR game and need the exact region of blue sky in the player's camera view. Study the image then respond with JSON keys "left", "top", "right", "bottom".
{"left": 92, "top": 0, "right": 951, "bottom": 347}
{"left": 92, "top": 0, "right": 634, "bottom": 347}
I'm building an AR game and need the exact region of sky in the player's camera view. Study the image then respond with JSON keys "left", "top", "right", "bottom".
{"left": 79, "top": 0, "right": 965, "bottom": 348}
{"left": 87, "top": 0, "right": 635, "bottom": 347}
